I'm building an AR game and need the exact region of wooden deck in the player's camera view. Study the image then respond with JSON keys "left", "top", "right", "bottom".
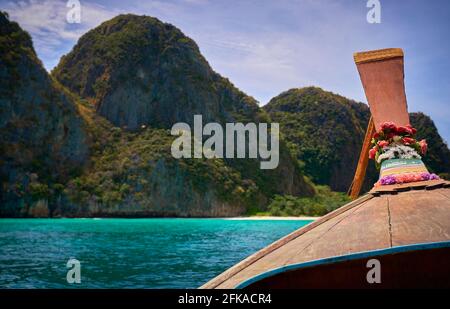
{"left": 200, "top": 180, "right": 450, "bottom": 289}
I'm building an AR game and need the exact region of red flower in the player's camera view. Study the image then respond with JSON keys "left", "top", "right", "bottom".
{"left": 402, "top": 137, "right": 416, "bottom": 145}
{"left": 381, "top": 122, "right": 397, "bottom": 132}
{"left": 377, "top": 140, "right": 389, "bottom": 148}
{"left": 369, "top": 147, "right": 377, "bottom": 160}
{"left": 386, "top": 132, "right": 395, "bottom": 139}
{"left": 397, "top": 126, "right": 413, "bottom": 135}
{"left": 419, "top": 139, "right": 428, "bottom": 154}
{"left": 373, "top": 132, "right": 380, "bottom": 139}
{"left": 406, "top": 124, "right": 417, "bottom": 135}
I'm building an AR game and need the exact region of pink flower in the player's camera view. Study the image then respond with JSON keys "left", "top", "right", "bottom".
{"left": 386, "top": 132, "right": 395, "bottom": 139}
{"left": 406, "top": 124, "right": 417, "bottom": 135}
{"left": 377, "top": 140, "right": 389, "bottom": 148}
{"left": 405, "top": 174, "right": 415, "bottom": 183}
{"left": 369, "top": 147, "right": 377, "bottom": 160}
{"left": 419, "top": 139, "right": 428, "bottom": 155}
{"left": 402, "top": 137, "right": 416, "bottom": 145}
{"left": 397, "top": 126, "right": 413, "bottom": 135}
{"left": 381, "top": 122, "right": 397, "bottom": 132}
{"left": 430, "top": 173, "right": 440, "bottom": 180}
{"left": 413, "top": 173, "right": 423, "bottom": 182}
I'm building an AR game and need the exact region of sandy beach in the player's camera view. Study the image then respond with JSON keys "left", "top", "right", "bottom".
{"left": 224, "top": 216, "right": 320, "bottom": 221}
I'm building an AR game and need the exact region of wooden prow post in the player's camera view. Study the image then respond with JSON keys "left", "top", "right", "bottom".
{"left": 353, "top": 48, "right": 410, "bottom": 129}
{"left": 349, "top": 48, "right": 410, "bottom": 198}
{"left": 348, "top": 116, "right": 375, "bottom": 199}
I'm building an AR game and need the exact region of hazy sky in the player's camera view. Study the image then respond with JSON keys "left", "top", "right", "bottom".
{"left": 1, "top": 0, "right": 449, "bottom": 143}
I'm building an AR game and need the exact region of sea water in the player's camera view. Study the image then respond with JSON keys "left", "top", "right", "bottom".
{"left": 0, "top": 218, "right": 311, "bottom": 288}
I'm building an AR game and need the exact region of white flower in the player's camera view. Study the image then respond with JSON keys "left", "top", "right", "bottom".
{"left": 377, "top": 143, "right": 421, "bottom": 163}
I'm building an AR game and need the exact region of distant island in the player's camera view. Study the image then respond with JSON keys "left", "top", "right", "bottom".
{"left": 1, "top": 12, "right": 449, "bottom": 218}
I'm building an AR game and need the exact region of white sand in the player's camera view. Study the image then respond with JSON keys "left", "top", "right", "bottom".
{"left": 224, "top": 216, "right": 319, "bottom": 221}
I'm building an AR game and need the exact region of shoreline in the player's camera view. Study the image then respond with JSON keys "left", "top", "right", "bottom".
{"left": 224, "top": 216, "right": 320, "bottom": 221}
{"left": 0, "top": 216, "right": 321, "bottom": 220}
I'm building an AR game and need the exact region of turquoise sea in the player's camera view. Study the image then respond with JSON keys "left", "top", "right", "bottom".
{"left": 0, "top": 218, "right": 311, "bottom": 288}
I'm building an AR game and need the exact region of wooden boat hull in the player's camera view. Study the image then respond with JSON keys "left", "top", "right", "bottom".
{"left": 236, "top": 241, "right": 450, "bottom": 289}
{"left": 201, "top": 48, "right": 450, "bottom": 290}
{"left": 201, "top": 183, "right": 450, "bottom": 289}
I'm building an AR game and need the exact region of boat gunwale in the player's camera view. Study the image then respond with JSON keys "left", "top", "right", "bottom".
{"left": 201, "top": 183, "right": 450, "bottom": 289}
{"left": 234, "top": 240, "right": 450, "bottom": 289}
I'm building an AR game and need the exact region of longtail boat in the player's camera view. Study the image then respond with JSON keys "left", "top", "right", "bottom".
{"left": 201, "top": 48, "right": 450, "bottom": 289}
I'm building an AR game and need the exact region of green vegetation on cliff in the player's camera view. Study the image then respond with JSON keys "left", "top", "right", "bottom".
{"left": 410, "top": 112, "right": 450, "bottom": 180}
{"left": 2, "top": 13, "right": 448, "bottom": 218}
{"left": 51, "top": 14, "right": 314, "bottom": 217}
{"left": 265, "top": 87, "right": 450, "bottom": 192}
{"left": 52, "top": 14, "right": 264, "bottom": 130}
{"left": 58, "top": 100, "right": 265, "bottom": 217}
{"left": 266, "top": 185, "right": 350, "bottom": 217}
{"left": 1, "top": 13, "right": 314, "bottom": 217}
{"left": 264, "top": 87, "right": 374, "bottom": 191}
{"left": 0, "top": 11, "right": 89, "bottom": 217}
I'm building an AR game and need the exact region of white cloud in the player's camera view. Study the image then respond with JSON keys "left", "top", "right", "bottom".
{"left": 1, "top": 0, "right": 448, "bottom": 142}
{"left": 176, "top": 0, "right": 378, "bottom": 104}
{"left": 6, "top": 0, "right": 116, "bottom": 37}
{"left": 2, "top": 0, "right": 118, "bottom": 69}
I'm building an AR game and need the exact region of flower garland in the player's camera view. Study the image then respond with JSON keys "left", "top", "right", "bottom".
{"left": 369, "top": 122, "right": 427, "bottom": 168}
{"left": 369, "top": 122, "right": 439, "bottom": 187}
{"left": 376, "top": 144, "right": 421, "bottom": 164}
{"left": 376, "top": 172, "right": 439, "bottom": 186}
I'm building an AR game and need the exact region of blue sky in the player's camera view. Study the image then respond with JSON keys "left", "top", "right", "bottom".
{"left": 1, "top": 0, "right": 449, "bottom": 143}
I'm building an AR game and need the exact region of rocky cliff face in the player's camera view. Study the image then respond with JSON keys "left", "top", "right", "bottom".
{"left": 0, "top": 12, "right": 89, "bottom": 216}
{"left": 54, "top": 110, "right": 254, "bottom": 217}
{"left": 51, "top": 14, "right": 314, "bottom": 212}
{"left": 4, "top": 13, "right": 446, "bottom": 217}
{"left": 410, "top": 112, "right": 450, "bottom": 180}
{"left": 1, "top": 13, "right": 313, "bottom": 217}
{"left": 265, "top": 87, "right": 450, "bottom": 192}
{"left": 52, "top": 14, "right": 262, "bottom": 130}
